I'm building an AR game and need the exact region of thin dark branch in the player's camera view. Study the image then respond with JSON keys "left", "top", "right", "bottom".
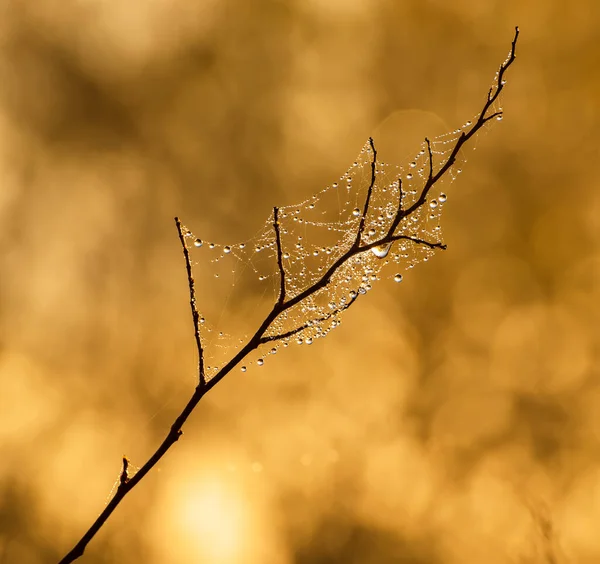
{"left": 397, "top": 177, "right": 403, "bottom": 211}
{"left": 259, "top": 292, "right": 360, "bottom": 344}
{"left": 425, "top": 137, "right": 433, "bottom": 184}
{"left": 58, "top": 28, "right": 519, "bottom": 563}
{"left": 175, "top": 217, "right": 206, "bottom": 387}
{"left": 362, "top": 235, "right": 447, "bottom": 252}
{"left": 119, "top": 457, "right": 129, "bottom": 486}
{"left": 273, "top": 207, "right": 286, "bottom": 305}
{"left": 402, "top": 26, "right": 519, "bottom": 219}
{"left": 354, "top": 137, "right": 377, "bottom": 248}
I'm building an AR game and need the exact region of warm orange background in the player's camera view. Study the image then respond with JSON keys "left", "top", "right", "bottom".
{"left": 0, "top": 1, "right": 598, "bottom": 563}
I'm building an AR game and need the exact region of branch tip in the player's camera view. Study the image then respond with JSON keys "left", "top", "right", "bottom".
{"left": 119, "top": 457, "right": 129, "bottom": 486}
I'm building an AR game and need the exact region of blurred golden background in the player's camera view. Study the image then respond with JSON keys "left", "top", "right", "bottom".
{"left": 0, "top": 1, "right": 598, "bottom": 563}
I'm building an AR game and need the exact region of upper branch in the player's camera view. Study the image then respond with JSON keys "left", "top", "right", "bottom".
{"left": 273, "top": 207, "right": 286, "bottom": 306}
{"left": 175, "top": 217, "right": 206, "bottom": 387}
{"left": 402, "top": 26, "right": 519, "bottom": 219}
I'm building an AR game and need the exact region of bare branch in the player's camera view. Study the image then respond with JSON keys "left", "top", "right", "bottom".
{"left": 362, "top": 235, "right": 447, "bottom": 252}
{"left": 401, "top": 26, "right": 519, "bottom": 220}
{"left": 119, "top": 457, "right": 129, "bottom": 486}
{"left": 175, "top": 217, "right": 206, "bottom": 387}
{"left": 58, "top": 28, "right": 519, "bottom": 563}
{"left": 354, "top": 137, "right": 378, "bottom": 248}
{"left": 397, "top": 177, "right": 403, "bottom": 211}
{"left": 425, "top": 137, "right": 433, "bottom": 183}
{"left": 273, "top": 207, "right": 286, "bottom": 306}
{"left": 259, "top": 292, "right": 360, "bottom": 344}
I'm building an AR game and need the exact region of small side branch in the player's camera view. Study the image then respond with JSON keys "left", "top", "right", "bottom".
{"left": 259, "top": 291, "right": 360, "bottom": 344}
{"left": 175, "top": 217, "right": 206, "bottom": 387}
{"left": 119, "top": 457, "right": 130, "bottom": 486}
{"left": 361, "top": 234, "right": 447, "bottom": 253}
{"left": 425, "top": 138, "right": 433, "bottom": 183}
{"left": 354, "top": 137, "right": 378, "bottom": 247}
{"left": 273, "top": 207, "right": 286, "bottom": 306}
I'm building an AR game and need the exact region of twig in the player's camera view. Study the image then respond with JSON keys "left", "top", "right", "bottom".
{"left": 273, "top": 207, "right": 286, "bottom": 305}
{"left": 259, "top": 291, "right": 360, "bottom": 344}
{"left": 175, "top": 217, "right": 206, "bottom": 387}
{"left": 354, "top": 137, "right": 378, "bottom": 248}
{"left": 57, "top": 27, "right": 519, "bottom": 563}
{"left": 425, "top": 137, "right": 433, "bottom": 184}
{"left": 119, "top": 457, "right": 129, "bottom": 486}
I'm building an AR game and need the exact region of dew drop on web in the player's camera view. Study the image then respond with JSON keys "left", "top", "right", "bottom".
{"left": 371, "top": 243, "right": 392, "bottom": 259}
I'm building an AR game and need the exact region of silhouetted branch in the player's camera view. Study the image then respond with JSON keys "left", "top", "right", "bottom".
{"left": 425, "top": 137, "right": 433, "bottom": 183}
{"left": 119, "top": 457, "right": 130, "bottom": 486}
{"left": 259, "top": 292, "right": 360, "bottom": 344}
{"left": 354, "top": 137, "right": 378, "bottom": 247}
{"left": 273, "top": 207, "right": 286, "bottom": 305}
{"left": 175, "top": 217, "right": 206, "bottom": 387}
{"left": 403, "top": 26, "right": 519, "bottom": 219}
{"left": 58, "top": 28, "right": 519, "bottom": 563}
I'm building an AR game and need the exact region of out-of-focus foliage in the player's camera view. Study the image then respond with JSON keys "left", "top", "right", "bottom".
{"left": 0, "top": 1, "right": 598, "bottom": 563}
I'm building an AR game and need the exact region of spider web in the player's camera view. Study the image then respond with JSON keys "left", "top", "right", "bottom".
{"left": 182, "top": 111, "right": 501, "bottom": 378}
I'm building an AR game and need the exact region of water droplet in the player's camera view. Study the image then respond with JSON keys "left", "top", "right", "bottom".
{"left": 270, "top": 348, "right": 277, "bottom": 354}
{"left": 368, "top": 228, "right": 376, "bottom": 236}
{"left": 239, "top": 243, "right": 246, "bottom": 249}
{"left": 496, "top": 114, "right": 503, "bottom": 121}
{"left": 223, "top": 246, "right": 231, "bottom": 254}
{"left": 371, "top": 243, "right": 391, "bottom": 259}
{"left": 429, "top": 200, "right": 438, "bottom": 209}
{"left": 349, "top": 290, "right": 358, "bottom": 299}
{"left": 409, "top": 161, "right": 416, "bottom": 168}
{"left": 332, "top": 182, "right": 338, "bottom": 188}
{"left": 352, "top": 208, "right": 361, "bottom": 217}
{"left": 407, "top": 173, "right": 413, "bottom": 180}
{"left": 358, "top": 287, "right": 367, "bottom": 295}
{"left": 305, "top": 337, "right": 313, "bottom": 345}
{"left": 394, "top": 274, "right": 403, "bottom": 283}
{"left": 439, "top": 193, "right": 447, "bottom": 202}
{"left": 209, "top": 243, "right": 215, "bottom": 249}
{"left": 257, "top": 358, "right": 264, "bottom": 366}
{"left": 241, "top": 366, "right": 247, "bottom": 372}
{"left": 194, "top": 238, "right": 203, "bottom": 247}
{"left": 283, "top": 252, "right": 290, "bottom": 259}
